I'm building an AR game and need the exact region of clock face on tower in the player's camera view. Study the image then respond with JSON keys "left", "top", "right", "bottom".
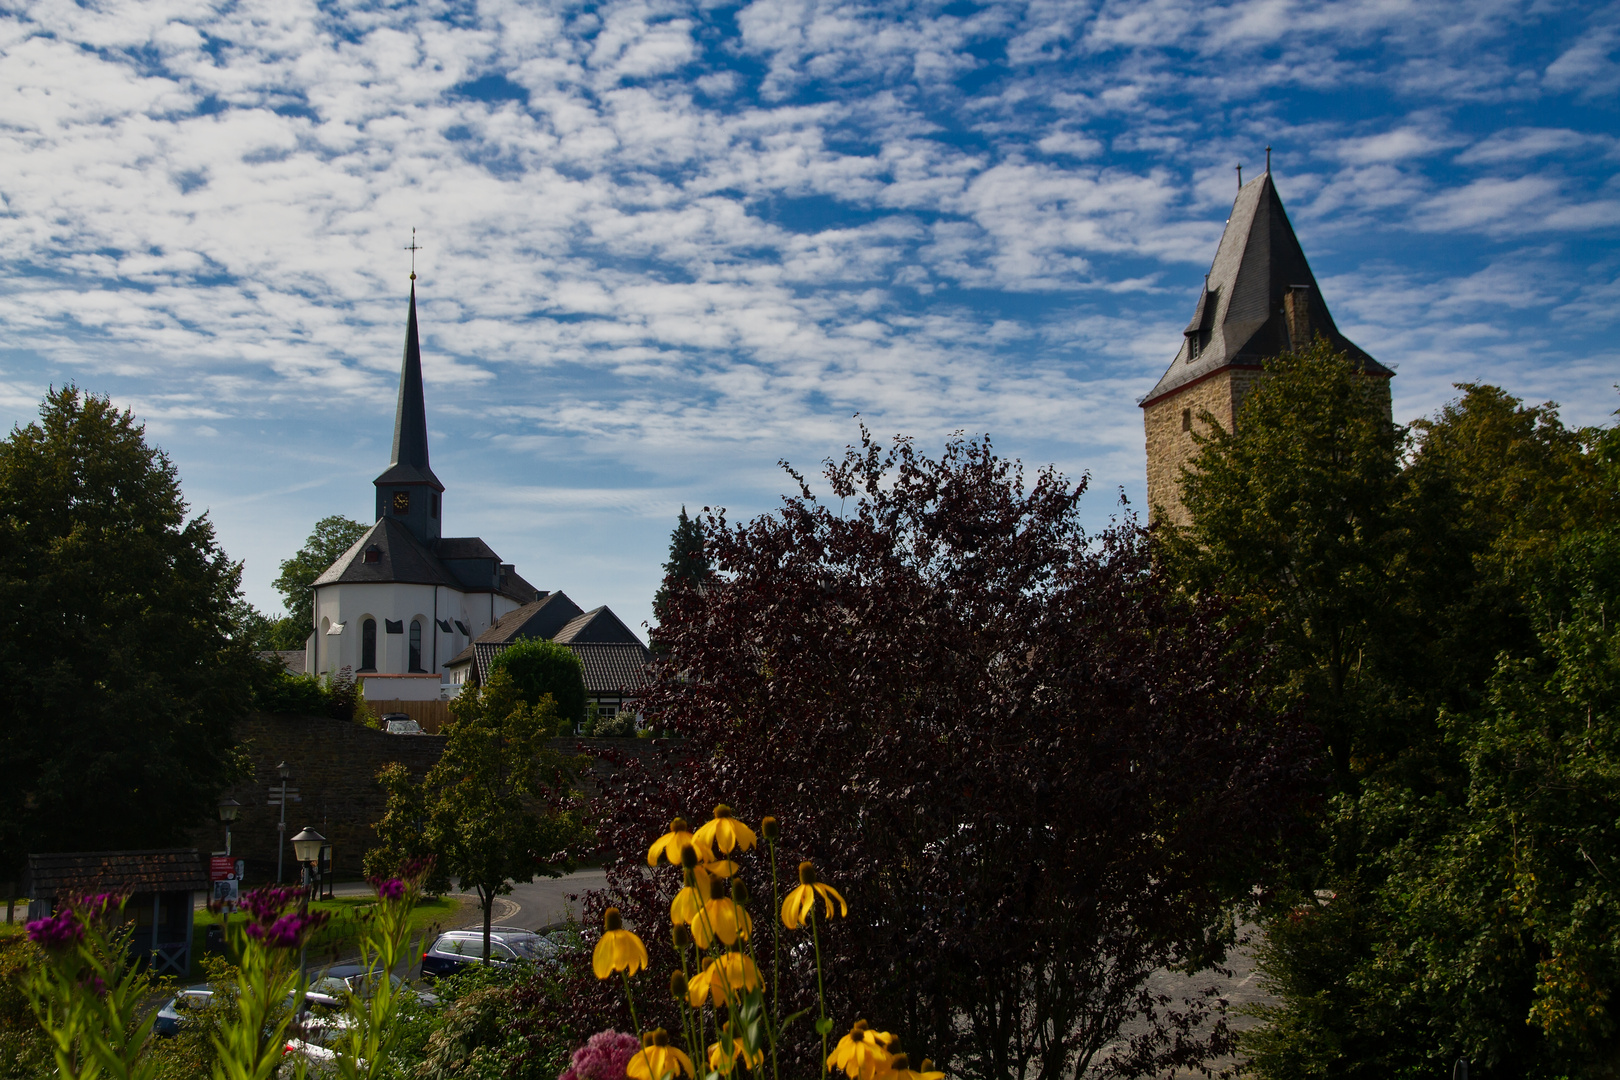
{"left": 393, "top": 491, "right": 411, "bottom": 514}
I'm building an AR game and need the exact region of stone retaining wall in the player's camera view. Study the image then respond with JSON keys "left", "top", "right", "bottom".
{"left": 191, "top": 711, "right": 677, "bottom": 882}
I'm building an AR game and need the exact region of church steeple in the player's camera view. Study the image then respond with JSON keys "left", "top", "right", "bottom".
{"left": 375, "top": 282, "right": 444, "bottom": 543}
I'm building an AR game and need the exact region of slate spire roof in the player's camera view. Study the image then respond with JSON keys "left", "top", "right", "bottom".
{"left": 1142, "top": 170, "right": 1391, "bottom": 408}
{"left": 374, "top": 283, "right": 443, "bottom": 490}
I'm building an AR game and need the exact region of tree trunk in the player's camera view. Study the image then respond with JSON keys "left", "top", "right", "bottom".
{"left": 482, "top": 888, "right": 494, "bottom": 964}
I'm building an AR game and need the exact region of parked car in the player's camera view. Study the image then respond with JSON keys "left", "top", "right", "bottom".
{"left": 382, "top": 713, "right": 422, "bottom": 735}
{"left": 281, "top": 992, "right": 353, "bottom": 1075}
{"left": 310, "top": 963, "right": 440, "bottom": 1007}
{"left": 419, "top": 926, "right": 559, "bottom": 980}
{"left": 154, "top": 985, "right": 216, "bottom": 1037}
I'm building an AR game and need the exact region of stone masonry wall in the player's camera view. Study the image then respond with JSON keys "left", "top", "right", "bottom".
{"left": 1143, "top": 371, "right": 1237, "bottom": 527}
{"left": 190, "top": 711, "right": 677, "bottom": 883}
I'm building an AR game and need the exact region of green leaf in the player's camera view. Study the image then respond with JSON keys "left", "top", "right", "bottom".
{"left": 815, "top": 1017, "right": 834, "bottom": 1036}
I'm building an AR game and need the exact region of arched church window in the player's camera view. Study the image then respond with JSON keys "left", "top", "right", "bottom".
{"left": 409, "top": 620, "right": 424, "bottom": 672}
{"left": 361, "top": 618, "right": 377, "bottom": 671}
{"left": 1182, "top": 408, "right": 1192, "bottom": 432}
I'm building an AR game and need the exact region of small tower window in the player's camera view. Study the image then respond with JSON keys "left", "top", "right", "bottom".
{"left": 430, "top": 492, "right": 439, "bottom": 519}
{"left": 1182, "top": 409, "right": 1192, "bottom": 432}
{"left": 1187, "top": 333, "right": 1202, "bottom": 361}
{"left": 409, "top": 620, "right": 424, "bottom": 672}
{"left": 361, "top": 618, "right": 377, "bottom": 671}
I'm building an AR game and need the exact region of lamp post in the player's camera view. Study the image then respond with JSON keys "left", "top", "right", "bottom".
{"left": 291, "top": 828, "right": 325, "bottom": 903}
{"left": 276, "top": 762, "right": 292, "bottom": 884}
{"left": 217, "top": 798, "right": 240, "bottom": 857}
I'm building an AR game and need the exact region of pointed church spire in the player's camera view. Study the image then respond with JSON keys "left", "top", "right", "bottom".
{"left": 389, "top": 282, "right": 433, "bottom": 479}
{"left": 375, "top": 280, "right": 444, "bottom": 542}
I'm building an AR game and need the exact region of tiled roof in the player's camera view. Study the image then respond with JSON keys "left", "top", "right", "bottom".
{"left": 463, "top": 638, "right": 652, "bottom": 696}
{"left": 436, "top": 537, "right": 501, "bottom": 560}
{"left": 25, "top": 849, "right": 210, "bottom": 899}
{"left": 1142, "top": 171, "right": 1390, "bottom": 408}
{"left": 257, "top": 650, "right": 306, "bottom": 674}
{"left": 569, "top": 641, "right": 655, "bottom": 696}
{"left": 554, "top": 606, "right": 643, "bottom": 644}
{"left": 311, "top": 517, "right": 463, "bottom": 589}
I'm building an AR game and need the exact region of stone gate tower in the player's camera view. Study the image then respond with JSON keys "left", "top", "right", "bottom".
{"left": 1140, "top": 169, "right": 1392, "bottom": 525}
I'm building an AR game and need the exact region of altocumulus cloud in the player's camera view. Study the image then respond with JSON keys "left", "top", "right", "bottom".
{"left": 0, "top": 0, "right": 1617, "bottom": 629}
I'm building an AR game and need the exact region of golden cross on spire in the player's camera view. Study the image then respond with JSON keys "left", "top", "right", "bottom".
{"left": 405, "top": 228, "right": 423, "bottom": 281}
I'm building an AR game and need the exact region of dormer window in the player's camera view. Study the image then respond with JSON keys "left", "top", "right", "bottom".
{"left": 363, "top": 545, "right": 382, "bottom": 564}
{"left": 1187, "top": 333, "right": 1202, "bottom": 361}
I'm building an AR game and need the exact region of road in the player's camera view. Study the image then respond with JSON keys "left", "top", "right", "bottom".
{"left": 443, "top": 868, "right": 608, "bottom": 931}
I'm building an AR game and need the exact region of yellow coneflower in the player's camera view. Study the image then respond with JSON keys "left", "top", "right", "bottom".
{"left": 703, "top": 857, "right": 741, "bottom": 877}
{"left": 707, "top": 1024, "right": 764, "bottom": 1075}
{"left": 878, "top": 1054, "right": 943, "bottom": 1080}
{"left": 591, "top": 907, "right": 649, "bottom": 979}
{"left": 782, "top": 861, "right": 848, "bottom": 930}
{"left": 691, "top": 877, "right": 753, "bottom": 948}
{"left": 671, "top": 864, "right": 713, "bottom": 926}
{"left": 827, "top": 1021, "right": 896, "bottom": 1080}
{"left": 647, "top": 818, "right": 696, "bottom": 867}
{"left": 627, "top": 1030, "right": 695, "bottom": 1080}
{"left": 687, "top": 950, "right": 762, "bottom": 1007}
{"left": 694, "top": 804, "right": 757, "bottom": 860}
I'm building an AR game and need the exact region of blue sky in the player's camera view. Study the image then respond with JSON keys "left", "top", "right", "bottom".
{"left": 2, "top": 0, "right": 1617, "bottom": 637}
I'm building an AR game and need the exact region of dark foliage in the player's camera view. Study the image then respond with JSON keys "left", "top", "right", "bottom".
{"left": 0, "top": 388, "right": 255, "bottom": 881}
{"left": 651, "top": 505, "right": 711, "bottom": 632}
{"left": 580, "top": 432, "right": 1316, "bottom": 1079}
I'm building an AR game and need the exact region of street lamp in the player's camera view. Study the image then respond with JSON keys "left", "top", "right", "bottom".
{"left": 290, "top": 828, "right": 325, "bottom": 900}
{"left": 217, "top": 798, "right": 240, "bottom": 857}
{"left": 275, "top": 762, "right": 292, "bottom": 883}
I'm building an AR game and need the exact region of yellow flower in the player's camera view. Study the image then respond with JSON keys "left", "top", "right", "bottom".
{"left": 671, "top": 864, "right": 714, "bottom": 926}
{"left": 877, "top": 1054, "right": 943, "bottom": 1080}
{"left": 592, "top": 907, "right": 649, "bottom": 979}
{"left": 703, "top": 858, "right": 741, "bottom": 877}
{"left": 782, "top": 861, "right": 848, "bottom": 930}
{"left": 707, "top": 1025, "right": 764, "bottom": 1075}
{"left": 627, "top": 1030, "right": 695, "bottom": 1080}
{"left": 648, "top": 818, "right": 696, "bottom": 867}
{"left": 686, "top": 950, "right": 762, "bottom": 1007}
{"left": 691, "top": 877, "right": 753, "bottom": 948}
{"left": 694, "top": 804, "right": 757, "bottom": 860}
{"left": 827, "top": 1021, "right": 896, "bottom": 1080}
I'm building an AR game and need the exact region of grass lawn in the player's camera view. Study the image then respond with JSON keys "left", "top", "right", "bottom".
{"left": 185, "top": 892, "right": 473, "bottom": 977}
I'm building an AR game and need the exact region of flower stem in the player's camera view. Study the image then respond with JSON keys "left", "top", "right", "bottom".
{"left": 811, "top": 906, "right": 829, "bottom": 1071}
{"left": 623, "top": 970, "right": 659, "bottom": 1080}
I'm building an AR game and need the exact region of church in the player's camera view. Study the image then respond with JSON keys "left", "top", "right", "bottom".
{"left": 1141, "top": 166, "right": 1393, "bottom": 524}
{"left": 304, "top": 279, "right": 651, "bottom": 718}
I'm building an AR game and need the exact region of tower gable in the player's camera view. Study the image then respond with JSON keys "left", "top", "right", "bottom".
{"left": 1141, "top": 169, "right": 1393, "bottom": 525}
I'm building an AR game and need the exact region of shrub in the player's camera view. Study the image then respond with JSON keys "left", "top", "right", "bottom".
{"left": 490, "top": 639, "right": 587, "bottom": 728}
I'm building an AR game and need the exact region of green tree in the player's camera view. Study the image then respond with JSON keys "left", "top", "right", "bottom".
{"left": 0, "top": 388, "right": 255, "bottom": 882}
{"left": 651, "top": 505, "right": 710, "bottom": 628}
{"left": 487, "top": 639, "right": 586, "bottom": 731}
{"left": 272, "top": 514, "right": 369, "bottom": 639}
{"left": 368, "top": 668, "right": 586, "bottom": 959}
{"left": 1167, "top": 340, "right": 1408, "bottom": 793}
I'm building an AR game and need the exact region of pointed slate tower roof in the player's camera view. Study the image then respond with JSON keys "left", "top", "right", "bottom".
{"left": 374, "top": 283, "right": 443, "bottom": 490}
{"left": 1141, "top": 171, "right": 1390, "bottom": 408}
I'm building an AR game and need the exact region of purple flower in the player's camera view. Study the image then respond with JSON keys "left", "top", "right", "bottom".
{"left": 241, "top": 886, "right": 303, "bottom": 926}
{"left": 561, "top": 1030, "right": 642, "bottom": 1080}
{"left": 27, "top": 909, "right": 85, "bottom": 952}
{"left": 244, "top": 909, "right": 329, "bottom": 950}
{"left": 374, "top": 878, "right": 405, "bottom": 902}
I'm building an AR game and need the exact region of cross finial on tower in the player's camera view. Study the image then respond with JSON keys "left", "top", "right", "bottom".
{"left": 405, "top": 228, "right": 423, "bottom": 281}
{"left": 1266, "top": 145, "right": 1272, "bottom": 173}
{"left": 1236, "top": 163, "right": 1243, "bottom": 189}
